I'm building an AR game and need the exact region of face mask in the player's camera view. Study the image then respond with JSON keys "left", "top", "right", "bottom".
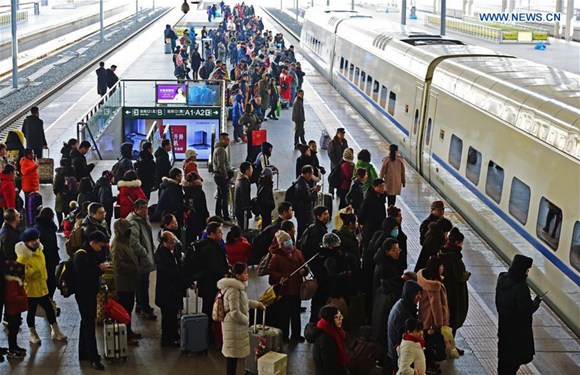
{"left": 283, "top": 240, "right": 293, "bottom": 249}
{"left": 390, "top": 229, "right": 399, "bottom": 238}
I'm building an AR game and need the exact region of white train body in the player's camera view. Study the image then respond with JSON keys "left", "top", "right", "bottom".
{"left": 301, "top": 8, "right": 580, "bottom": 334}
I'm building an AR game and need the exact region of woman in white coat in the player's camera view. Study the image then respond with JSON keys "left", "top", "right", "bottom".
{"left": 217, "top": 262, "right": 265, "bottom": 375}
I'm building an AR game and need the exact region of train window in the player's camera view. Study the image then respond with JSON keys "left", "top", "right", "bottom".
{"left": 508, "top": 177, "right": 531, "bottom": 225}
{"left": 448, "top": 135, "right": 463, "bottom": 170}
{"left": 354, "top": 67, "right": 360, "bottom": 84}
{"left": 426, "top": 118, "right": 432, "bottom": 146}
{"left": 360, "top": 71, "right": 366, "bottom": 90}
{"left": 340, "top": 57, "right": 345, "bottom": 72}
{"left": 380, "top": 85, "right": 388, "bottom": 108}
{"left": 570, "top": 222, "right": 580, "bottom": 272}
{"left": 485, "top": 160, "right": 504, "bottom": 204}
{"left": 372, "top": 80, "right": 379, "bottom": 101}
{"left": 366, "top": 76, "right": 373, "bottom": 95}
{"left": 349, "top": 64, "right": 354, "bottom": 80}
{"left": 388, "top": 92, "right": 396, "bottom": 116}
{"left": 413, "top": 109, "right": 420, "bottom": 134}
{"left": 536, "top": 197, "right": 562, "bottom": 250}
{"left": 466, "top": 147, "right": 481, "bottom": 185}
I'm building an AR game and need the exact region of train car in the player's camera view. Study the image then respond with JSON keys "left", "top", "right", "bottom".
{"left": 301, "top": 7, "right": 580, "bottom": 334}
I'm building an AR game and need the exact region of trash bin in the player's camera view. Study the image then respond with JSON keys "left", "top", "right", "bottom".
{"left": 34, "top": 2, "right": 40, "bottom": 15}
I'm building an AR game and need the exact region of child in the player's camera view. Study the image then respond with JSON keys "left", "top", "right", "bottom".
{"left": 4, "top": 260, "right": 28, "bottom": 359}
{"left": 62, "top": 201, "right": 79, "bottom": 238}
{"left": 397, "top": 318, "right": 427, "bottom": 375}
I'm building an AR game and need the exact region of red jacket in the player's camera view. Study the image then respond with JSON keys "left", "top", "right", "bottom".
{"left": 5, "top": 278, "right": 28, "bottom": 315}
{"left": 20, "top": 157, "right": 39, "bottom": 193}
{"left": 117, "top": 180, "right": 147, "bottom": 218}
{"left": 279, "top": 74, "right": 292, "bottom": 101}
{"left": 0, "top": 172, "right": 16, "bottom": 209}
{"left": 268, "top": 241, "right": 305, "bottom": 296}
{"left": 183, "top": 160, "right": 203, "bottom": 182}
{"left": 225, "top": 237, "right": 252, "bottom": 266}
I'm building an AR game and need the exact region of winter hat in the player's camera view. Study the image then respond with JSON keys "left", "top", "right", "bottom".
{"left": 261, "top": 167, "right": 273, "bottom": 177}
{"left": 185, "top": 149, "right": 198, "bottom": 160}
{"left": 342, "top": 148, "right": 354, "bottom": 162}
{"left": 102, "top": 170, "right": 114, "bottom": 181}
{"left": 274, "top": 230, "right": 291, "bottom": 245}
{"left": 401, "top": 280, "right": 423, "bottom": 304}
{"left": 381, "top": 216, "right": 399, "bottom": 234}
{"left": 509, "top": 254, "right": 533, "bottom": 278}
{"left": 322, "top": 233, "right": 341, "bottom": 248}
{"left": 434, "top": 217, "right": 453, "bottom": 233}
{"left": 4, "top": 260, "right": 25, "bottom": 281}
{"left": 235, "top": 94, "right": 243, "bottom": 102}
{"left": 297, "top": 144, "right": 309, "bottom": 154}
{"left": 431, "top": 200, "right": 444, "bottom": 210}
{"left": 20, "top": 228, "right": 40, "bottom": 242}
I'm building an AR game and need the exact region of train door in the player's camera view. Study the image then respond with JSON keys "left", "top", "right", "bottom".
{"left": 421, "top": 93, "right": 437, "bottom": 182}
{"left": 409, "top": 85, "right": 423, "bottom": 168}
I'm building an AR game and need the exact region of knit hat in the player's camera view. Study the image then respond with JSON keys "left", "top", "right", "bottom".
{"left": 274, "top": 230, "right": 291, "bottom": 245}
{"left": 342, "top": 148, "right": 354, "bottom": 162}
{"left": 431, "top": 200, "right": 444, "bottom": 210}
{"left": 261, "top": 167, "right": 273, "bottom": 177}
{"left": 185, "top": 149, "right": 197, "bottom": 159}
{"left": 322, "top": 233, "right": 341, "bottom": 248}
{"left": 20, "top": 228, "right": 40, "bottom": 242}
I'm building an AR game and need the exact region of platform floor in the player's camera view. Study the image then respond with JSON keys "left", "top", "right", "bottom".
{"left": 0, "top": 3, "right": 577, "bottom": 375}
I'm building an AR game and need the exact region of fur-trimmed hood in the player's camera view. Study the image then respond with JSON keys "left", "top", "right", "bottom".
{"left": 15, "top": 241, "right": 44, "bottom": 258}
{"left": 182, "top": 179, "right": 202, "bottom": 188}
{"left": 161, "top": 176, "right": 180, "bottom": 185}
{"left": 417, "top": 269, "right": 443, "bottom": 292}
{"left": 217, "top": 277, "right": 246, "bottom": 291}
{"left": 118, "top": 179, "right": 142, "bottom": 188}
{"left": 5, "top": 275, "right": 24, "bottom": 286}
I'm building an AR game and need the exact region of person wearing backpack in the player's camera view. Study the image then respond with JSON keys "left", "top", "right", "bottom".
{"left": 74, "top": 231, "right": 110, "bottom": 370}
{"left": 135, "top": 142, "right": 156, "bottom": 200}
{"left": 154, "top": 168, "right": 186, "bottom": 229}
{"left": 113, "top": 143, "right": 134, "bottom": 183}
{"left": 233, "top": 162, "right": 253, "bottom": 231}
{"left": 299, "top": 205, "right": 330, "bottom": 261}
{"left": 292, "top": 165, "right": 321, "bottom": 238}
{"left": 34, "top": 208, "right": 60, "bottom": 300}
{"left": 93, "top": 170, "right": 115, "bottom": 230}
{"left": 53, "top": 158, "right": 77, "bottom": 230}
{"left": 256, "top": 168, "right": 275, "bottom": 227}
{"left": 218, "top": 262, "right": 264, "bottom": 375}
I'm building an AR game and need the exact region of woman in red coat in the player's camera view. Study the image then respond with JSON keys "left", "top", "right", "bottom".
{"left": 225, "top": 225, "right": 252, "bottom": 266}
{"left": 338, "top": 148, "right": 355, "bottom": 209}
{"left": 117, "top": 170, "right": 147, "bottom": 218}
{"left": 4, "top": 260, "right": 28, "bottom": 359}
{"left": 0, "top": 164, "right": 17, "bottom": 209}
{"left": 20, "top": 148, "right": 39, "bottom": 194}
{"left": 279, "top": 68, "right": 292, "bottom": 102}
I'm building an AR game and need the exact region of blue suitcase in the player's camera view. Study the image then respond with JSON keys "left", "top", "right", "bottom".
{"left": 26, "top": 192, "right": 43, "bottom": 227}
{"left": 181, "top": 290, "right": 208, "bottom": 356}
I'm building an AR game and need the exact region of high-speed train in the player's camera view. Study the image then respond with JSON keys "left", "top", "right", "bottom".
{"left": 300, "top": 8, "right": 580, "bottom": 334}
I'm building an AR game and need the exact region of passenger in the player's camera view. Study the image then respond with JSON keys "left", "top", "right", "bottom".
{"left": 336, "top": 212, "right": 360, "bottom": 261}
{"left": 81, "top": 203, "right": 111, "bottom": 263}
{"left": 3, "top": 260, "right": 28, "bottom": 359}
{"left": 256, "top": 168, "right": 275, "bottom": 227}
{"left": 70, "top": 141, "right": 95, "bottom": 181}
{"left": 387, "top": 280, "right": 423, "bottom": 374}
{"left": 257, "top": 73, "right": 270, "bottom": 115}
{"left": 96, "top": 62, "right": 107, "bottom": 96}
{"left": 34, "top": 208, "right": 60, "bottom": 300}
{"left": 114, "top": 142, "right": 134, "bottom": 182}
{"left": 60, "top": 138, "right": 78, "bottom": 163}
{"left": 21, "top": 107, "right": 48, "bottom": 159}
{"left": 396, "top": 318, "right": 427, "bottom": 375}
{"left": 106, "top": 65, "right": 118, "bottom": 89}
{"left": 240, "top": 103, "right": 260, "bottom": 162}
{"left": 0, "top": 209, "right": 21, "bottom": 261}
{"left": 76, "top": 177, "right": 95, "bottom": 208}
{"left": 295, "top": 61, "right": 305, "bottom": 90}
{"left": 295, "top": 144, "right": 313, "bottom": 180}
{"left": 387, "top": 205, "right": 409, "bottom": 271}
{"left": 154, "top": 139, "right": 172, "bottom": 195}
{"left": 251, "top": 95, "right": 265, "bottom": 123}
{"left": 158, "top": 214, "right": 184, "bottom": 255}
{"left": 0, "top": 164, "right": 17, "bottom": 213}
{"left": 15, "top": 228, "right": 67, "bottom": 345}
{"left": 234, "top": 161, "right": 253, "bottom": 230}
{"left": 304, "top": 304, "right": 349, "bottom": 375}
{"left": 154, "top": 231, "right": 190, "bottom": 347}
{"left": 292, "top": 89, "right": 306, "bottom": 148}
{"left": 255, "top": 141, "right": 277, "bottom": 177}
{"left": 496, "top": 254, "right": 543, "bottom": 375}
{"left": 117, "top": 170, "right": 146, "bottom": 219}
{"left": 293, "top": 166, "right": 321, "bottom": 238}
{"left": 190, "top": 48, "right": 202, "bottom": 79}
{"left": 345, "top": 167, "right": 367, "bottom": 217}
{"left": 268, "top": 230, "right": 306, "bottom": 342}
{"left": 53, "top": 158, "right": 77, "bottom": 228}
{"left": 438, "top": 227, "right": 470, "bottom": 354}
{"left": 225, "top": 225, "right": 252, "bottom": 266}
{"left": 289, "top": 62, "right": 299, "bottom": 105}
{"left": 379, "top": 144, "right": 406, "bottom": 207}
{"left": 183, "top": 172, "right": 209, "bottom": 243}
{"left": 299, "top": 205, "right": 330, "bottom": 261}
{"left": 307, "top": 140, "right": 325, "bottom": 181}
{"left": 373, "top": 238, "right": 401, "bottom": 299}
{"left": 164, "top": 25, "right": 178, "bottom": 52}
{"left": 155, "top": 168, "right": 185, "bottom": 229}
{"left": 359, "top": 177, "right": 386, "bottom": 257}
{"left": 419, "top": 200, "right": 445, "bottom": 246}
{"left": 266, "top": 77, "right": 280, "bottom": 120}
{"left": 414, "top": 217, "right": 452, "bottom": 272}
{"left": 248, "top": 202, "right": 293, "bottom": 266}
{"left": 20, "top": 148, "right": 39, "bottom": 196}
{"left": 93, "top": 170, "right": 115, "bottom": 229}
{"left": 4, "top": 130, "right": 25, "bottom": 168}
{"left": 337, "top": 148, "right": 354, "bottom": 209}
{"left": 232, "top": 94, "right": 244, "bottom": 142}
{"left": 135, "top": 142, "right": 156, "bottom": 199}
{"left": 183, "top": 150, "right": 202, "bottom": 182}
{"left": 279, "top": 67, "right": 292, "bottom": 105}
{"left": 353, "top": 149, "right": 378, "bottom": 191}
{"left": 111, "top": 218, "right": 141, "bottom": 345}
{"left": 0, "top": 143, "right": 10, "bottom": 171}
{"left": 126, "top": 199, "right": 157, "bottom": 321}
{"left": 212, "top": 133, "right": 234, "bottom": 222}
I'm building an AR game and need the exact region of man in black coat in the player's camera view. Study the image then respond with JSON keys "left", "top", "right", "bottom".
{"left": 81, "top": 203, "right": 111, "bottom": 262}
{"left": 74, "top": 231, "right": 109, "bottom": 370}
{"left": 96, "top": 62, "right": 107, "bottom": 96}
{"left": 0, "top": 209, "right": 22, "bottom": 262}
{"left": 326, "top": 128, "right": 348, "bottom": 195}
{"left": 135, "top": 142, "right": 156, "bottom": 199}
{"left": 21, "top": 107, "right": 48, "bottom": 159}
{"left": 154, "top": 139, "right": 172, "bottom": 194}
{"left": 359, "top": 178, "right": 387, "bottom": 250}
{"left": 298, "top": 205, "right": 329, "bottom": 261}
{"left": 70, "top": 141, "right": 94, "bottom": 181}
{"left": 372, "top": 238, "right": 401, "bottom": 298}
{"left": 155, "top": 168, "right": 185, "bottom": 227}
{"left": 293, "top": 165, "right": 321, "bottom": 239}
{"left": 419, "top": 200, "right": 445, "bottom": 246}
{"left": 346, "top": 167, "right": 367, "bottom": 217}
{"left": 106, "top": 65, "right": 118, "bottom": 89}
{"left": 496, "top": 254, "right": 542, "bottom": 375}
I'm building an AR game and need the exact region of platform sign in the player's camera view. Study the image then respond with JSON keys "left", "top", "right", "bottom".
{"left": 123, "top": 106, "right": 220, "bottom": 119}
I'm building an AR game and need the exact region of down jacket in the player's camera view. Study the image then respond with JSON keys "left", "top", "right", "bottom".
{"left": 117, "top": 179, "right": 147, "bottom": 218}
{"left": 396, "top": 338, "right": 427, "bottom": 375}
{"left": 126, "top": 211, "right": 156, "bottom": 274}
{"left": 111, "top": 219, "right": 140, "bottom": 292}
{"left": 15, "top": 242, "right": 48, "bottom": 298}
{"left": 416, "top": 270, "right": 449, "bottom": 329}
{"left": 20, "top": 157, "right": 39, "bottom": 193}
{"left": 217, "top": 278, "right": 260, "bottom": 359}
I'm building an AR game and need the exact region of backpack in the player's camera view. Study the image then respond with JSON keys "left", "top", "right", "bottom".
{"left": 250, "top": 154, "right": 262, "bottom": 184}
{"left": 212, "top": 290, "right": 226, "bottom": 322}
{"left": 284, "top": 181, "right": 298, "bottom": 208}
{"left": 55, "top": 249, "right": 86, "bottom": 297}
{"left": 319, "top": 130, "right": 332, "bottom": 150}
{"left": 249, "top": 225, "right": 274, "bottom": 266}
{"left": 63, "top": 175, "right": 79, "bottom": 196}
{"left": 183, "top": 239, "right": 205, "bottom": 282}
{"left": 111, "top": 159, "right": 127, "bottom": 185}
{"left": 280, "top": 80, "right": 288, "bottom": 92}
{"left": 328, "top": 161, "right": 344, "bottom": 190}
{"left": 199, "top": 64, "right": 210, "bottom": 79}
{"left": 65, "top": 226, "right": 84, "bottom": 258}
{"left": 174, "top": 64, "right": 185, "bottom": 78}
{"left": 250, "top": 196, "right": 260, "bottom": 216}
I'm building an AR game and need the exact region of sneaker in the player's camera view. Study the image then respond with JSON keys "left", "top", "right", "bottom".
{"left": 29, "top": 329, "right": 41, "bottom": 344}
{"left": 7, "top": 350, "right": 24, "bottom": 359}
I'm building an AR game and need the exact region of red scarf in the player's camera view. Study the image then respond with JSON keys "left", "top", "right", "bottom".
{"left": 403, "top": 333, "right": 426, "bottom": 348}
{"left": 317, "top": 318, "right": 348, "bottom": 367}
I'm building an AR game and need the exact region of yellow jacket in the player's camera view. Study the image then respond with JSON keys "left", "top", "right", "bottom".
{"left": 15, "top": 242, "right": 48, "bottom": 298}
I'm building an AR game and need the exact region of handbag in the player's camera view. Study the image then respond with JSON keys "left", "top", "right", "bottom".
{"left": 424, "top": 327, "right": 447, "bottom": 362}
{"left": 300, "top": 267, "right": 318, "bottom": 300}
{"left": 257, "top": 252, "right": 272, "bottom": 277}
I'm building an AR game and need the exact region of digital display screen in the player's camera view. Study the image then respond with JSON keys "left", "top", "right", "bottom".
{"left": 156, "top": 84, "right": 188, "bottom": 104}
{"left": 187, "top": 82, "right": 221, "bottom": 106}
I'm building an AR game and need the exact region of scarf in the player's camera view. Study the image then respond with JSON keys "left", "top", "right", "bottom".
{"left": 316, "top": 318, "right": 348, "bottom": 367}
{"left": 403, "top": 333, "right": 426, "bottom": 348}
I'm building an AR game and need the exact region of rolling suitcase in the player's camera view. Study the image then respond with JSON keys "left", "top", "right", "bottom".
{"left": 104, "top": 321, "right": 128, "bottom": 362}
{"left": 38, "top": 148, "right": 54, "bottom": 184}
{"left": 25, "top": 191, "right": 43, "bottom": 227}
{"left": 181, "top": 289, "right": 208, "bottom": 356}
{"left": 270, "top": 174, "right": 285, "bottom": 218}
{"left": 316, "top": 179, "right": 333, "bottom": 216}
{"left": 245, "top": 309, "right": 283, "bottom": 374}
{"left": 164, "top": 41, "right": 172, "bottom": 54}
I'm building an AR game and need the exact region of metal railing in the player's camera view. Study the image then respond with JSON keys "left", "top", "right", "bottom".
{"left": 0, "top": 9, "right": 27, "bottom": 26}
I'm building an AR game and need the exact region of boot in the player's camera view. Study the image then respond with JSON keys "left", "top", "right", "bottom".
{"left": 51, "top": 323, "right": 68, "bottom": 341}
{"left": 29, "top": 328, "right": 41, "bottom": 344}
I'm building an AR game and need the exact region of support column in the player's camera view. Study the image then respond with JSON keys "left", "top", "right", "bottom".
{"left": 441, "top": 0, "right": 446, "bottom": 35}
{"left": 11, "top": 0, "right": 18, "bottom": 88}
{"left": 508, "top": 0, "right": 515, "bottom": 12}
{"left": 401, "top": 0, "right": 407, "bottom": 25}
{"left": 554, "top": 0, "right": 562, "bottom": 38}
{"left": 565, "top": 0, "right": 573, "bottom": 41}
{"left": 100, "top": 0, "right": 104, "bottom": 42}
{"left": 501, "top": 0, "right": 507, "bottom": 12}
